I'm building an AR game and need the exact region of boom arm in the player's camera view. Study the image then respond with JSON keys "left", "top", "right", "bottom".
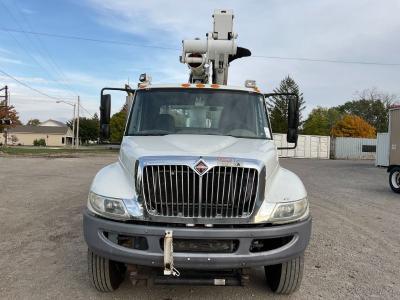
{"left": 180, "top": 9, "right": 251, "bottom": 85}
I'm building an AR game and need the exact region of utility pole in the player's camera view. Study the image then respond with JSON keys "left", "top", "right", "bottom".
{"left": 56, "top": 99, "right": 76, "bottom": 148}
{"left": 0, "top": 85, "right": 8, "bottom": 106}
{"left": 76, "top": 96, "right": 80, "bottom": 149}
{"left": 72, "top": 103, "right": 76, "bottom": 147}
{"left": 0, "top": 85, "right": 9, "bottom": 146}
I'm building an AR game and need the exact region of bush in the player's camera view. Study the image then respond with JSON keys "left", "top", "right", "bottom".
{"left": 33, "top": 138, "right": 46, "bottom": 147}
{"left": 331, "top": 115, "right": 376, "bottom": 138}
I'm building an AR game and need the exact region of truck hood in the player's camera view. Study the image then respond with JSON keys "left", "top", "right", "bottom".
{"left": 119, "top": 134, "right": 279, "bottom": 180}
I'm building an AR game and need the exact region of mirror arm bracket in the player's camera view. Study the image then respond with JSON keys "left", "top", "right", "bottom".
{"left": 277, "top": 141, "right": 298, "bottom": 150}
{"left": 101, "top": 87, "right": 136, "bottom": 96}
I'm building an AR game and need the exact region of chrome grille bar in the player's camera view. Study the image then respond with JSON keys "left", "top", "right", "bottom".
{"left": 142, "top": 164, "right": 258, "bottom": 219}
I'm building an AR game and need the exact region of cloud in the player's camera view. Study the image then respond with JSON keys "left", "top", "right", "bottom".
{"left": 0, "top": 56, "right": 24, "bottom": 65}
{"left": 0, "top": 47, "right": 12, "bottom": 54}
{"left": 63, "top": 71, "right": 127, "bottom": 89}
{"left": 0, "top": 68, "right": 138, "bottom": 122}
{"left": 21, "top": 8, "right": 36, "bottom": 15}
{"left": 4, "top": 0, "right": 400, "bottom": 123}
{"left": 84, "top": 0, "right": 400, "bottom": 116}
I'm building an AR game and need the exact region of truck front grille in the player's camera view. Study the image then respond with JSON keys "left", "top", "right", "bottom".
{"left": 141, "top": 165, "right": 258, "bottom": 218}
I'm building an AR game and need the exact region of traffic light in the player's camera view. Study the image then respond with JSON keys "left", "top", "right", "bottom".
{"left": 0, "top": 119, "right": 11, "bottom": 125}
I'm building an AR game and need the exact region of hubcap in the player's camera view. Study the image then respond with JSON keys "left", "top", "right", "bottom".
{"left": 392, "top": 171, "right": 400, "bottom": 188}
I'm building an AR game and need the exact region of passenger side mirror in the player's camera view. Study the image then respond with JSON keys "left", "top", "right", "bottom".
{"left": 287, "top": 94, "right": 299, "bottom": 144}
{"left": 100, "top": 94, "right": 111, "bottom": 140}
{"left": 264, "top": 92, "right": 300, "bottom": 150}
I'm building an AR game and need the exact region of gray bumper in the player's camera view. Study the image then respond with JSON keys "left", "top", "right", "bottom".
{"left": 83, "top": 209, "right": 312, "bottom": 270}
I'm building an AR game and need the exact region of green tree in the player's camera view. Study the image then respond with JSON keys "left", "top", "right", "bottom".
{"left": 110, "top": 108, "right": 127, "bottom": 143}
{"left": 302, "top": 107, "right": 341, "bottom": 136}
{"left": 268, "top": 76, "right": 306, "bottom": 133}
{"left": 337, "top": 88, "right": 396, "bottom": 132}
{"left": 26, "top": 119, "right": 41, "bottom": 126}
{"left": 67, "top": 113, "right": 99, "bottom": 144}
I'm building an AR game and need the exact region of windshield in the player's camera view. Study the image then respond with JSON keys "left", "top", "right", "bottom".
{"left": 126, "top": 88, "right": 271, "bottom": 139}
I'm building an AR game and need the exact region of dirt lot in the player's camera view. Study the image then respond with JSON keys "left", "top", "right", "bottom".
{"left": 0, "top": 155, "right": 399, "bottom": 299}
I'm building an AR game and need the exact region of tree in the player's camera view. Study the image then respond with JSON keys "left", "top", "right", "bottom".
{"left": 336, "top": 88, "right": 397, "bottom": 132}
{"left": 302, "top": 107, "right": 341, "bottom": 136}
{"left": 331, "top": 115, "right": 376, "bottom": 138}
{"left": 67, "top": 113, "right": 99, "bottom": 144}
{"left": 0, "top": 100, "right": 21, "bottom": 132}
{"left": 268, "top": 76, "right": 306, "bottom": 133}
{"left": 26, "top": 119, "right": 41, "bottom": 126}
{"left": 110, "top": 108, "right": 127, "bottom": 143}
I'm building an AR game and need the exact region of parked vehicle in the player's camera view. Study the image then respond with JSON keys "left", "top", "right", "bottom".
{"left": 388, "top": 107, "right": 400, "bottom": 193}
{"left": 83, "top": 10, "right": 311, "bottom": 294}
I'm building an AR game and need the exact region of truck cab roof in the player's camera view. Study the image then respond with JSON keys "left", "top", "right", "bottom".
{"left": 137, "top": 83, "right": 262, "bottom": 94}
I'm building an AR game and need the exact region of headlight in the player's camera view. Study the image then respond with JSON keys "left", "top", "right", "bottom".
{"left": 87, "top": 191, "right": 130, "bottom": 220}
{"left": 254, "top": 197, "right": 309, "bottom": 224}
{"left": 270, "top": 198, "right": 309, "bottom": 223}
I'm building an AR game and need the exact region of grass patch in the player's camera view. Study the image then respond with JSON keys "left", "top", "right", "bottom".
{"left": 0, "top": 146, "right": 119, "bottom": 157}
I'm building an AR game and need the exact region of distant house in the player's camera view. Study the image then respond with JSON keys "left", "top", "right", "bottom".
{"left": 39, "top": 119, "right": 68, "bottom": 127}
{"left": 5, "top": 119, "right": 73, "bottom": 146}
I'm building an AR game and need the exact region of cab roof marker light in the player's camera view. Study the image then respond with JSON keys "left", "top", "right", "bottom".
{"left": 245, "top": 80, "right": 257, "bottom": 88}
{"left": 138, "top": 73, "right": 152, "bottom": 88}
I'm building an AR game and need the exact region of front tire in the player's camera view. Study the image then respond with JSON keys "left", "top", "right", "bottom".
{"left": 389, "top": 167, "right": 400, "bottom": 193}
{"left": 265, "top": 256, "right": 304, "bottom": 294}
{"left": 88, "top": 249, "right": 126, "bottom": 292}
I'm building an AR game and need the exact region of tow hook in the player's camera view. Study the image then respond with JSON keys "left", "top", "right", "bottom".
{"left": 163, "top": 230, "right": 180, "bottom": 277}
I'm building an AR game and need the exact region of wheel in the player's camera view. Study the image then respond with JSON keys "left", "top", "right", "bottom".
{"left": 389, "top": 167, "right": 400, "bottom": 193}
{"left": 264, "top": 256, "right": 304, "bottom": 294}
{"left": 87, "top": 249, "right": 126, "bottom": 292}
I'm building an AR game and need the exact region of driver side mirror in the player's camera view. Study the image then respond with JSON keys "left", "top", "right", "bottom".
{"left": 100, "top": 94, "right": 111, "bottom": 140}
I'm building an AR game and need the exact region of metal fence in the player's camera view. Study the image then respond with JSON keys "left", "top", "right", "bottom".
{"left": 333, "top": 137, "right": 377, "bottom": 160}
{"left": 273, "top": 134, "right": 330, "bottom": 159}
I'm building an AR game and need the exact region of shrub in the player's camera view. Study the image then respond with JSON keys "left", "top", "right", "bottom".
{"left": 33, "top": 138, "right": 46, "bottom": 147}
{"left": 331, "top": 115, "right": 376, "bottom": 138}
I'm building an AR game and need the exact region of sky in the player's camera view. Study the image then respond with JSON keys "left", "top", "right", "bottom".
{"left": 0, "top": 0, "right": 399, "bottom": 123}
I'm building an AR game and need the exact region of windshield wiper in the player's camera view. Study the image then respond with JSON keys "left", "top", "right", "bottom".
{"left": 225, "top": 134, "right": 268, "bottom": 140}
{"left": 131, "top": 130, "right": 170, "bottom": 136}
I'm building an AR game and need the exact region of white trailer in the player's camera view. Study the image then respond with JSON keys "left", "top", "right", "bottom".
{"left": 388, "top": 107, "right": 400, "bottom": 193}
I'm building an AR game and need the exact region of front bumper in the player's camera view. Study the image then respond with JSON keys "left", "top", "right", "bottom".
{"left": 83, "top": 209, "right": 312, "bottom": 270}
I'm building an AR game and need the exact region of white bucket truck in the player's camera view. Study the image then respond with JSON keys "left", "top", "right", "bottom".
{"left": 83, "top": 9, "right": 311, "bottom": 294}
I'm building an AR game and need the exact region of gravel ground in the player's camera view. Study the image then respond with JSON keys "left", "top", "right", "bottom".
{"left": 0, "top": 155, "right": 399, "bottom": 299}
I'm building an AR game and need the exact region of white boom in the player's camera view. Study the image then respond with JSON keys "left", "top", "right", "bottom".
{"left": 180, "top": 9, "right": 251, "bottom": 85}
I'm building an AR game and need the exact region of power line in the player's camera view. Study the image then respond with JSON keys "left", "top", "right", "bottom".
{"left": 11, "top": 0, "right": 79, "bottom": 97}
{"left": 0, "top": 27, "right": 180, "bottom": 51}
{"left": 0, "top": 2, "right": 77, "bottom": 98}
{"left": 1, "top": 68, "right": 95, "bottom": 118}
{"left": 79, "top": 103, "right": 95, "bottom": 118}
{"left": 0, "top": 68, "right": 64, "bottom": 101}
{"left": 251, "top": 55, "right": 400, "bottom": 66}
{"left": 0, "top": 27, "right": 399, "bottom": 67}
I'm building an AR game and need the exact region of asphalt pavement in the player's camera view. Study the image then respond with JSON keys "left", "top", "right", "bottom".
{"left": 0, "top": 155, "right": 399, "bottom": 299}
